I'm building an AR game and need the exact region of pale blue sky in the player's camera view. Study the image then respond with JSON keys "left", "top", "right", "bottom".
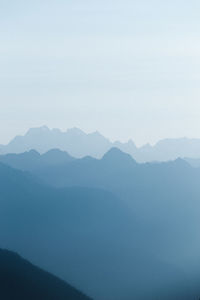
{"left": 0, "top": 0, "right": 200, "bottom": 145}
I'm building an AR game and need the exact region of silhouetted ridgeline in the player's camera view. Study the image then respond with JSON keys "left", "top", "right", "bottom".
{"left": 0, "top": 249, "right": 91, "bottom": 300}
{"left": 0, "top": 148, "right": 75, "bottom": 171}
{"left": 2, "top": 126, "right": 200, "bottom": 161}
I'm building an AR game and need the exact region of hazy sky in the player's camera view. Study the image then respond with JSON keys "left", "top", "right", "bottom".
{"left": 0, "top": 0, "right": 200, "bottom": 145}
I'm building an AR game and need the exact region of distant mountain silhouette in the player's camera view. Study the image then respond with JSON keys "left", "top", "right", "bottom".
{"left": 1, "top": 126, "right": 200, "bottom": 161}
{"left": 0, "top": 162, "right": 195, "bottom": 300}
{"left": 137, "top": 137, "right": 200, "bottom": 162}
{"left": 0, "top": 126, "right": 111, "bottom": 158}
{"left": 0, "top": 249, "right": 91, "bottom": 300}
{"left": 0, "top": 148, "right": 74, "bottom": 171}
{"left": 102, "top": 147, "right": 136, "bottom": 167}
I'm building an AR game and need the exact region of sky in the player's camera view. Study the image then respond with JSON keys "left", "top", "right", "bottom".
{"left": 0, "top": 0, "right": 200, "bottom": 146}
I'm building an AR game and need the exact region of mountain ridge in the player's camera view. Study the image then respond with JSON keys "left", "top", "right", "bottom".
{"left": 2, "top": 126, "right": 200, "bottom": 162}
{"left": 0, "top": 148, "right": 75, "bottom": 171}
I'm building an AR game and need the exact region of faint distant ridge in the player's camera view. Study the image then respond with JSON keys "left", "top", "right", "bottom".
{"left": 0, "top": 126, "right": 111, "bottom": 159}
{"left": 1, "top": 126, "right": 200, "bottom": 162}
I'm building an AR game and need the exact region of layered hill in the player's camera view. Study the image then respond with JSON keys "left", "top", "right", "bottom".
{"left": 2, "top": 147, "right": 200, "bottom": 268}
{"left": 0, "top": 148, "right": 74, "bottom": 171}
{"left": 0, "top": 162, "right": 195, "bottom": 300}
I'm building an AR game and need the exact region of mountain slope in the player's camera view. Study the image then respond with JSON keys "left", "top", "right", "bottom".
{"left": 20, "top": 148, "right": 200, "bottom": 268}
{"left": 0, "top": 249, "right": 91, "bottom": 300}
{"left": 0, "top": 162, "right": 193, "bottom": 300}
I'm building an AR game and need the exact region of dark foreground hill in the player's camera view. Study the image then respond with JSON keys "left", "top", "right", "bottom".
{"left": 0, "top": 249, "right": 91, "bottom": 300}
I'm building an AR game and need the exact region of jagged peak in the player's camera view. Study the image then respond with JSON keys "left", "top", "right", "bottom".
{"left": 102, "top": 147, "right": 136, "bottom": 164}
{"left": 66, "top": 127, "right": 85, "bottom": 135}
{"left": 42, "top": 148, "right": 73, "bottom": 158}
{"left": 26, "top": 126, "right": 50, "bottom": 136}
{"left": 89, "top": 130, "right": 104, "bottom": 137}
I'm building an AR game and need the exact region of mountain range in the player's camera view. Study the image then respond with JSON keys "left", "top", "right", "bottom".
{"left": 2, "top": 131, "right": 200, "bottom": 298}
{"left": 1, "top": 126, "right": 200, "bottom": 162}
{"left": 0, "top": 160, "right": 199, "bottom": 299}
{"left": 2, "top": 148, "right": 200, "bottom": 259}
{"left": 2, "top": 148, "right": 200, "bottom": 298}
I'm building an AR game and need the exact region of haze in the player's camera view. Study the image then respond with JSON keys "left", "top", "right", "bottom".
{"left": 0, "top": 0, "right": 200, "bottom": 145}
